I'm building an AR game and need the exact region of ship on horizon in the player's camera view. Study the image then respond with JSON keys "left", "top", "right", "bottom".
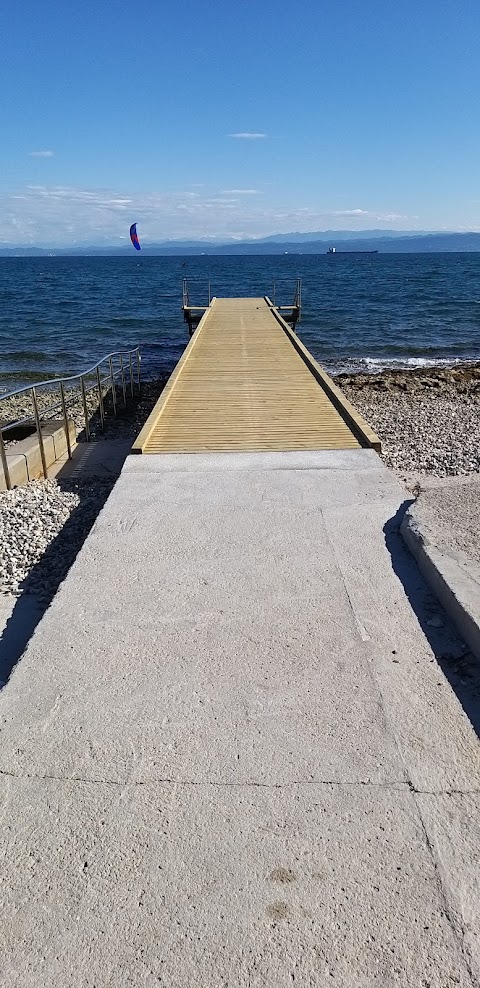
{"left": 327, "top": 246, "right": 379, "bottom": 254}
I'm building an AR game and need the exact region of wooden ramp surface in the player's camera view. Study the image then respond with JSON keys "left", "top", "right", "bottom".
{"left": 134, "top": 298, "right": 375, "bottom": 453}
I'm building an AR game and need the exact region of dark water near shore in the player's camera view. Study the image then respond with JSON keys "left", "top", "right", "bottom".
{"left": 1, "top": 253, "right": 480, "bottom": 390}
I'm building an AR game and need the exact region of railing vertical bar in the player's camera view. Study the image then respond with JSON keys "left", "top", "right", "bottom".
{"left": 120, "top": 354, "right": 127, "bottom": 406}
{"left": 109, "top": 357, "right": 117, "bottom": 417}
{"left": 59, "top": 382, "right": 72, "bottom": 459}
{"left": 0, "top": 429, "right": 11, "bottom": 491}
{"left": 96, "top": 367, "right": 105, "bottom": 430}
{"left": 129, "top": 353, "right": 134, "bottom": 398}
{"left": 136, "top": 349, "right": 141, "bottom": 396}
{"left": 80, "top": 376, "right": 90, "bottom": 441}
{"left": 32, "top": 387, "right": 48, "bottom": 479}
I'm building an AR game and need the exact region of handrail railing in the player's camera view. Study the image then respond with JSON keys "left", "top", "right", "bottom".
{"left": 0, "top": 346, "right": 141, "bottom": 491}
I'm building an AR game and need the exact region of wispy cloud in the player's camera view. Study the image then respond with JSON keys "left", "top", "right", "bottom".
{"left": 331, "top": 208, "right": 410, "bottom": 223}
{"left": 229, "top": 132, "right": 267, "bottom": 140}
{"left": 1, "top": 184, "right": 417, "bottom": 246}
{"left": 29, "top": 150, "right": 55, "bottom": 158}
{"left": 332, "top": 209, "right": 369, "bottom": 217}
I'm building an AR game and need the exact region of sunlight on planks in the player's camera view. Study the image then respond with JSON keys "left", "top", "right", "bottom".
{"left": 133, "top": 298, "right": 380, "bottom": 454}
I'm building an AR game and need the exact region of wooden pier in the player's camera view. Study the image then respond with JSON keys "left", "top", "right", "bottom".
{"left": 133, "top": 297, "right": 380, "bottom": 454}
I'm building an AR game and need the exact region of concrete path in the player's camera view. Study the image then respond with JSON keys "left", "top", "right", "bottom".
{"left": 1, "top": 450, "right": 479, "bottom": 986}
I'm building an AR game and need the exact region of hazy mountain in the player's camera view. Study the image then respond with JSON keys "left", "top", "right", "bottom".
{"left": 257, "top": 229, "right": 422, "bottom": 243}
{"left": 1, "top": 231, "right": 480, "bottom": 256}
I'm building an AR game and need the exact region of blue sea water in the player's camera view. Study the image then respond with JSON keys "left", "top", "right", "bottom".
{"left": 1, "top": 253, "right": 480, "bottom": 390}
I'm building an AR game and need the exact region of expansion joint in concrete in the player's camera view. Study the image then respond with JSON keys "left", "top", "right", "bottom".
{"left": 1, "top": 768, "right": 479, "bottom": 796}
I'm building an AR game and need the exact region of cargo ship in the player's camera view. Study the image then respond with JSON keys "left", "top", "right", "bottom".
{"left": 327, "top": 247, "right": 378, "bottom": 254}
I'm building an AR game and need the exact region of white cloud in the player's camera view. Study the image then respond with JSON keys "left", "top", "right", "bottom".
{"left": 378, "top": 213, "right": 410, "bottom": 222}
{"left": 331, "top": 208, "right": 411, "bottom": 223}
{"left": 1, "top": 184, "right": 418, "bottom": 245}
{"left": 229, "top": 132, "right": 267, "bottom": 140}
{"left": 332, "top": 209, "right": 369, "bottom": 217}
{"left": 29, "top": 150, "right": 54, "bottom": 158}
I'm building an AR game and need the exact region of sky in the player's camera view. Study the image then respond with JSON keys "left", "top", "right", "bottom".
{"left": 1, "top": 0, "right": 480, "bottom": 246}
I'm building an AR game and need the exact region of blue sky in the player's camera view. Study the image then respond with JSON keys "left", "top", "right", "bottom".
{"left": 1, "top": 0, "right": 480, "bottom": 245}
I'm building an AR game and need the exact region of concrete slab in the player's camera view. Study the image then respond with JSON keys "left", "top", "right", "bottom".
{"left": 0, "top": 448, "right": 479, "bottom": 983}
{"left": 0, "top": 778, "right": 473, "bottom": 987}
{"left": 0, "top": 452, "right": 403, "bottom": 785}
{"left": 321, "top": 501, "right": 480, "bottom": 793}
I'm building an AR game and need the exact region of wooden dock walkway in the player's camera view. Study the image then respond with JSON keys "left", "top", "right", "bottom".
{"left": 133, "top": 297, "right": 380, "bottom": 454}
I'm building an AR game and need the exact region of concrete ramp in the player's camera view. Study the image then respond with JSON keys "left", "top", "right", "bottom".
{"left": 1, "top": 450, "right": 479, "bottom": 986}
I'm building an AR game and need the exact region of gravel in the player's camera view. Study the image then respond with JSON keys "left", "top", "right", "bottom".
{"left": 0, "top": 478, "right": 115, "bottom": 602}
{"left": 337, "top": 364, "right": 480, "bottom": 477}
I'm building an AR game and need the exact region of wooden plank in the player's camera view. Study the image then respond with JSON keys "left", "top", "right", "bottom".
{"left": 133, "top": 298, "right": 379, "bottom": 454}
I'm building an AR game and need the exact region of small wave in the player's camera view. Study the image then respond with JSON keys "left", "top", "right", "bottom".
{"left": 327, "top": 355, "right": 480, "bottom": 376}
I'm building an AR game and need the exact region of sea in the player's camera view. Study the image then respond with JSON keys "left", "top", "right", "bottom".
{"left": 1, "top": 252, "right": 480, "bottom": 392}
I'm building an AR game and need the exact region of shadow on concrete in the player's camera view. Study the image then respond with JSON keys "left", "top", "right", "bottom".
{"left": 0, "top": 478, "right": 114, "bottom": 690}
{"left": 384, "top": 501, "right": 480, "bottom": 741}
{"left": 53, "top": 439, "right": 132, "bottom": 482}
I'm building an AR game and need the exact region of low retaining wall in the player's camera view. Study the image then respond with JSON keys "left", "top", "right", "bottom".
{"left": 0, "top": 420, "right": 76, "bottom": 491}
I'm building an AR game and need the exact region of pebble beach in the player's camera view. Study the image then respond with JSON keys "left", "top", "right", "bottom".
{"left": 338, "top": 363, "right": 480, "bottom": 480}
{"left": 1, "top": 365, "right": 479, "bottom": 602}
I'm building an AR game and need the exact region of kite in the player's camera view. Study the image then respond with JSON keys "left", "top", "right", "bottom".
{"left": 130, "top": 223, "right": 141, "bottom": 251}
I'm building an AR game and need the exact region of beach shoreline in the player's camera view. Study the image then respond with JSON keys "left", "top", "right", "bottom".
{"left": 337, "top": 362, "right": 480, "bottom": 479}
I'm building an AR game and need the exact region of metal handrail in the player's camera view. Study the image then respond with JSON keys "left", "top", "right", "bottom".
{"left": 0, "top": 347, "right": 140, "bottom": 401}
{"left": 0, "top": 346, "right": 141, "bottom": 491}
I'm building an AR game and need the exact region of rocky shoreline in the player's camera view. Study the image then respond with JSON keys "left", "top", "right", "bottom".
{"left": 337, "top": 363, "right": 480, "bottom": 478}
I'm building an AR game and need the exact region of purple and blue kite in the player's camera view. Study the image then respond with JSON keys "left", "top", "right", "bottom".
{"left": 129, "top": 223, "right": 141, "bottom": 251}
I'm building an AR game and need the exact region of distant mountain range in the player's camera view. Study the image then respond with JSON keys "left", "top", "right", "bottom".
{"left": 2, "top": 231, "right": 480, "bottom": 256}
